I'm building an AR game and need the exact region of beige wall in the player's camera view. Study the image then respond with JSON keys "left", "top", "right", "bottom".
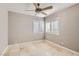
{"left": 0, "top": 8, "right": 8, "bottom": 55}
{"left": 8, "top": 12, "right": 44, "bottom": 45}
{"left": 45, "top": 4, "right": 79, "bottom": 52}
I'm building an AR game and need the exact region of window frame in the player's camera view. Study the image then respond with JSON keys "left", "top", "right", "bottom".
{"left": 32, "top": 20, "right": 44, "bottom": 33}
{"left": 45, "top": 17, "right": 60, "bottom": 35}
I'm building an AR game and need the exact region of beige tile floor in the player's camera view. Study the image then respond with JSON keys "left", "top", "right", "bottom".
{"left": 4, "top": 40, "right": 79, "bottom": 56}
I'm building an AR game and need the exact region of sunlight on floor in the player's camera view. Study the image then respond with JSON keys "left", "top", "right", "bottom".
{"left": 4, "top": 40, "right": 79, "bottom": 56}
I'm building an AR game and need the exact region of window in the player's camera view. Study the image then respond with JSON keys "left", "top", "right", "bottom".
{"left": 51, "top": 21, "right": 54, "bottom": 32}
{"left": 33, "top": 21, "right": 39, "bottom": 33}
{"left": 45, "top": 17, "right": 59, "bottom": 35}
{"left": 51, "top": 20, "right": 59, "bottom": 35}
{"left": 39, "top": 21, "right": 44, "bottom": 32}
{"left": 33, "top": 20, "right": 44, "bottom": 33}
{"left": 46, "top": 22, "right": 50, "bottom": 32}
{"left": 53, "top": 20, "right": 59, "bottom": 33}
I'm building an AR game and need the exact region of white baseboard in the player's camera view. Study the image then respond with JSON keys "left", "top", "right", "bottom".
{"left": 1, "top": 46, "right": 8, "bottom": 56}
{"left": 45, "top": 40, "right": 79, "bottom": 55}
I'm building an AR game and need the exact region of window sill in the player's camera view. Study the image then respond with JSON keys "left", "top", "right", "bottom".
{"left": 46, "top": 32, "right": 59, "bottom": 35}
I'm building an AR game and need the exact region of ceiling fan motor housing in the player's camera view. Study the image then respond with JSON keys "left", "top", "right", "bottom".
{"left": 35, "top": 8, "right": 42, "bottom": 13}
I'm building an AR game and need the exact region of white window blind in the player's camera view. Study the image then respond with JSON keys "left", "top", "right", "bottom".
{"left": 46, "top": 22, "right": 50, "bottom": 32}
{"left": 51, "top": 20, "right": 59, "bottom": 34}
{"left": 33, "top": 20, "right": 44, "bottom": 33}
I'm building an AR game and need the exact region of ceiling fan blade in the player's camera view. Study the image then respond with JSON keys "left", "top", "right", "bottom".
{"left": 41, "top": 12, "right": 47, "bottom": 15}
{"left": 41, "top": 6, "right": 53, "bottom": 11}
{"left": 33, "top": 3, "right": 38, "bottom": 8}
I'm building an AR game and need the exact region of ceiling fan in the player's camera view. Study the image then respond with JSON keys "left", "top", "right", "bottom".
{"left": 25, "top": 3, "right": 53, "bottom": 15}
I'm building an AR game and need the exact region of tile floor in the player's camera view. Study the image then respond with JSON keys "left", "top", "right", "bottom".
{"left": 3, "top": 40, "right": 79, "bottom": 56}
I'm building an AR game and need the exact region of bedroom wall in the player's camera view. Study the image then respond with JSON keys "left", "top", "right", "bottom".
{"left": 8, "top": 12, "right": 44, "bottom": 45}
{"left": 0, "top": 8, "right": 8, "bottom": 55}
{"left": 45, "top": 4, "right": 79, "bottom": 52}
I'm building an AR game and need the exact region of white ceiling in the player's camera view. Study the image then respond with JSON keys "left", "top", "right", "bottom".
{"left": 0, "top": 3, "right": 76, "bottom": 17}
